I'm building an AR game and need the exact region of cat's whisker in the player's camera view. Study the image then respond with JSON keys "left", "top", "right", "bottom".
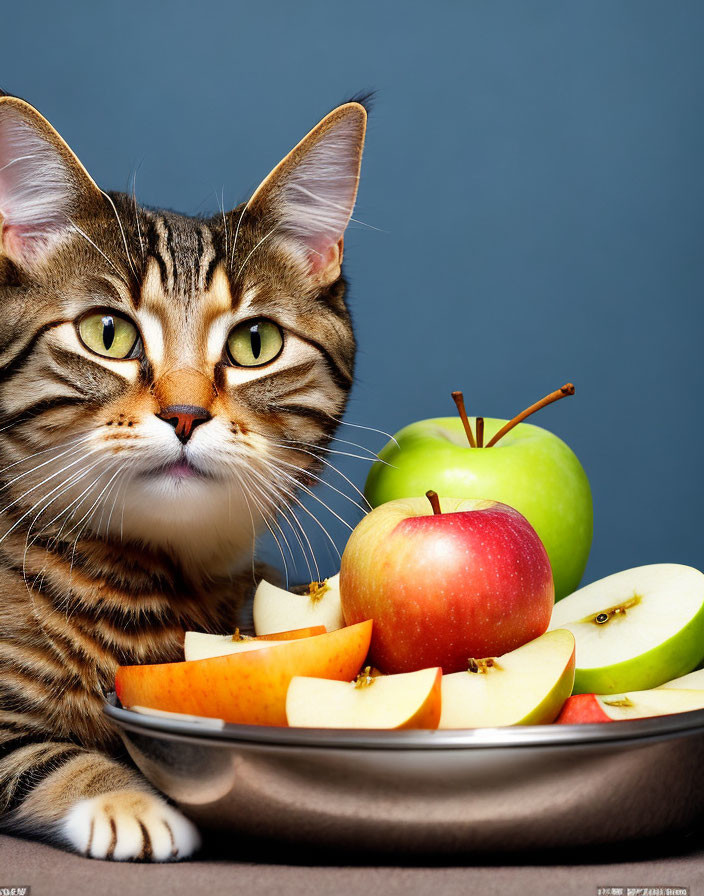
{"left": 268, "top": 441, "right": 372, "bottom": 511}
{"left": 265, "top": 452, "right": 368, "bottom": 516}
{"left": 26, "top": 463, "right": 99, "bottom": 548}
{"left": 325, "top": 414, "right": 400, "bottom": 448}
{"left": 216, "top": 188, "right": 229, "bottom": 261}
{"left": 62, "top": 462, "right": 124, "bottom": 540}
{"left": 280, "top": 488, "right": 343, "bottom": 562}
{"left": 231, "top": 466, "right": 261, "bottom": 586}
{"left": 248, "top": 462, "right": 344, "bottom": 558}
{"left": 105, "top": 460, "right": 134, "bottom": 539}
{"left": 236, "top": 226, "right": 277, "bottom": 280}
{"left": 245, "top": 465, "right": 319, "bottom": 582}
{"left": 239, "top": 468, "right": 290, "bottom": 587}
{"left": 249, "top": 474, "right": 316, "bottom": 582}
{"left": 0, "top": 447, "right": 101, "bottom": 522}
{"left": 262, "top": 459, "right": 354, "bottom": 533}
{"left": 101, "top": 190, "right": 138, "bottom": 280}
{"left": 2, "top": 454, "right": 108, "bottom": 548}
{"left": 131, "top": 167, "right": 146, "bottom": 261}
{"left": 26, "top": 456, "right": 113, "bottom": 537}
{"left": 0, "top": 433, "right": 91, "bottom": 479}
{"left": 245, "top": 474, "right": 298, "bottom": 578}
{"left": 252, "top": 471, "right": 320, "bottom": 581}
{"left": 66, "top": 217, "right": 122, "bottom": 278}
{"left": 65, "top": 465, "right": 126, "bottom": 605}
{"left": 275, "top": 439, "right": 394, "bottom": 467}
{"left": 24, "top": 460, "right": 121, "bottom": 603}
{"left": 229, "top": 203, "right": 248, "bottom": 270}
{"left": 95, "top": 461, "right": 126, "bottom": 536}
{"left": 326, "top": 434, "right": 384, "bottom": 458}
{"left": 0, "top": 437, "right": 93, "bottom": 492}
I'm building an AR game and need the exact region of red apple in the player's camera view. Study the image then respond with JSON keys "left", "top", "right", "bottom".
{"left": 340, "top": 493, "right": 554, "bottom": 674}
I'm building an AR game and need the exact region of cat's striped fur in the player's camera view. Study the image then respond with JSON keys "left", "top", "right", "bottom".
{"left": 0, "top": 93, "right": 366, "bottom": 859}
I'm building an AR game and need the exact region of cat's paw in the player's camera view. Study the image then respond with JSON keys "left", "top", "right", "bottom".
{"left": 61, "top": 789, "right": 201, "bottom": 861}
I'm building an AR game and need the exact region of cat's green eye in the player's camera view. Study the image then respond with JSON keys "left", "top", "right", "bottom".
{"left": 226, "top": 319, "right": 283, "bottom": 367}
{"left": 78, "top": 312, "right": 139, "bottom": 360}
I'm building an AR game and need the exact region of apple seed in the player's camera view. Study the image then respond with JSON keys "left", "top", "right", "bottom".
{"left": 603, "top": 696, "right": 635, "bottom": 708}
{"left": 307, "top": 580, "right": 330, "bottom": 603}
{"left": 354, "top": 666, "right": 376, "bottom": 689}
{"left": 467, "top": 657, "right": 501, "bottom": 674}
{"left": 583, "top": 593, "right": 642, "bottom": 626}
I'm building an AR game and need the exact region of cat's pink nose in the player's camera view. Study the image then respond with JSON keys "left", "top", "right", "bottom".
{"left": 158, "top": 405, "right": 211, "bottom": 443}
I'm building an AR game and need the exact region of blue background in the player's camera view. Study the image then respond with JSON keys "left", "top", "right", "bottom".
{"left": 2, "top": 1, "right": 703, "bottom": 587}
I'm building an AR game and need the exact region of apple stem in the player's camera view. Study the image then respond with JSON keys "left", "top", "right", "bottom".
{"left": 485, "top": 383, "right": 575, "bottom": 448}
{"left": 451, "top": 391, "right": 476, "bottom": 448}
{"left": 475, "top": 417, "right": 484, "bottom": 448}
{"left": 426, "top": 490, "right": 442, "bottom": 515}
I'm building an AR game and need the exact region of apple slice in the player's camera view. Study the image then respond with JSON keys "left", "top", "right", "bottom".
{"left": 183, "top": 626, "right": 326, "bottom": 661}
{"left": 286, "top": 667, "right": 442, "bottom": 729}
{"left": 658, "top": 668, "right": 704, "bottom": 689}
{"left": 549, "top": 564, "right": 704, "bottom": 694}
{"left": 253, "top": 574, "right": 343, "bottom": 636}
{"left": 256, "top": 626, "right": 326, "bottom": 641}
{"left": 439, "top": 629, "right": 575, "bottom": 728}
{"left": 115, "top": 619, "right": 372, "bottom": 726}
{"left": 557, "top": 688, "right": 704, "bottom": 724}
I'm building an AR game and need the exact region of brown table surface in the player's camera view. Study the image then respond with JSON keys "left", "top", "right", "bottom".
{"left": 2, "top": 827, "right": 704, "bottom": 896}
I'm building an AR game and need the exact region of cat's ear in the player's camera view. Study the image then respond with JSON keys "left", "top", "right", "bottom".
{"left": 246, "top": 102, "right": 367, "bottom": 286}
{"left": 0, "top": 96, "right": 102, "bottom": 267}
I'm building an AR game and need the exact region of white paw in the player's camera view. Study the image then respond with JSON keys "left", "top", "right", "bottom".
{"left": 62, "top": 789, "right": 201, "bottom": 861}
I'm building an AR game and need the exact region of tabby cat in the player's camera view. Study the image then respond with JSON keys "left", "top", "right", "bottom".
{"left": 0, "top": 91, "right": 367, "bottom": 860}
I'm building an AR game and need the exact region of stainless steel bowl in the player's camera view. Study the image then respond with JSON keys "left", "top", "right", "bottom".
{"left": 104, "top": 693, "right": 704, "bottom": 855}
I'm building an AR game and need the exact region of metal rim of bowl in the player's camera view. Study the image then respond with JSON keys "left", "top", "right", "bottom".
{"left": 103, "top": 692, "right": 704, "bottom": 751}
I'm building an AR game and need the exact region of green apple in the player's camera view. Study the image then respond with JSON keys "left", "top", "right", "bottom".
{"left": 439, "top": 629, "right": 575, "bottom": 728}
{"left": 549, "top": 564, "right": 704, "bottom": 695}
{"left": 364, "top": 398, "right": 591, "bottom": 600}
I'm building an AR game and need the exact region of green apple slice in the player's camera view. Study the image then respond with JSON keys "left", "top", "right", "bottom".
{"left": 253, "top": 574, "right": 342, "bottom": 635}
{"left": 286, "top": 666, "right": 442, "bottom": 729}
{"left": 439, "top": 629, "right": 575, "bottom": 728}
{"left": 184, "top": 631, "right": 288, "bottom": 661}
{"left": 549, "top": 564, "right": 704, "bottom": 695}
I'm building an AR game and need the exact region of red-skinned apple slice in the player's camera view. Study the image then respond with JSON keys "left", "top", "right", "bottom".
{"left": 556, "top": 688, "right": 704, "bottom": 724}
{"left": 286, "top": 666, "right": 442, "bottom": 729}
{"left": 440, "top": 629, "right": 575, "bottom": 728}
{"left": 116, "top": 620, "right": 372, "bottom": 726}
{"left": 183, "top": 626, "right": 326, "bottom": 661}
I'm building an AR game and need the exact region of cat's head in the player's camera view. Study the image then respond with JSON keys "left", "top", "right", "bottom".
{"left": 0, "top": 94, "right": 367, "bottom": 575}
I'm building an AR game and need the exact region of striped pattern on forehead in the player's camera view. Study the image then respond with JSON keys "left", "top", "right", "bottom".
{"left": 142, "top": 211, "right": 219, "bottom": 305}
